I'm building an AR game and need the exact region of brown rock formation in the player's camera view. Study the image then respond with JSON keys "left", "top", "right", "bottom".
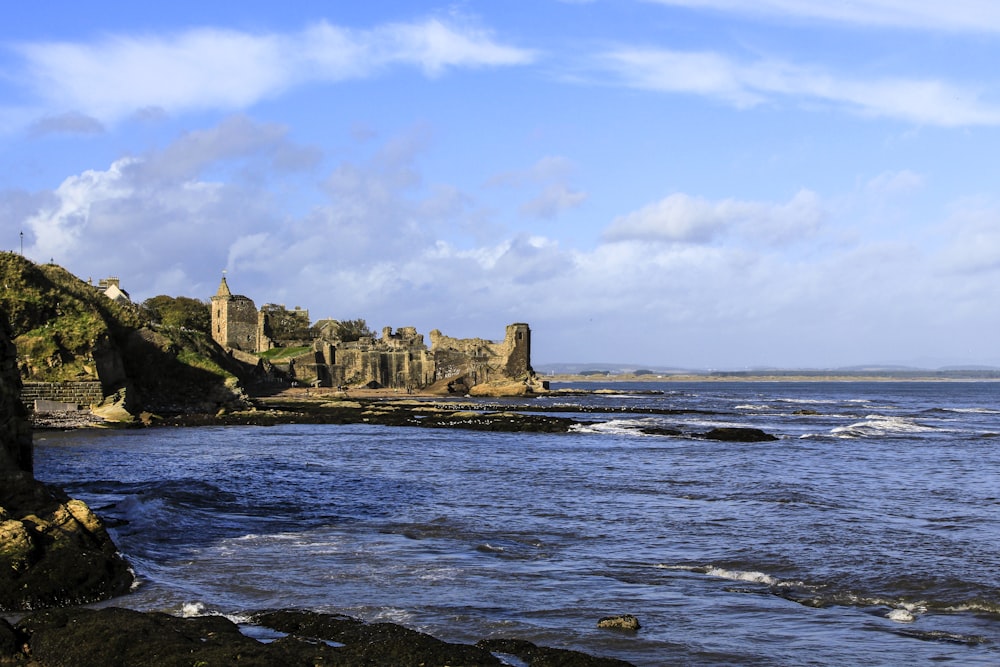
{"left": 0, "top": 310, "right": 134, "bottom": 611}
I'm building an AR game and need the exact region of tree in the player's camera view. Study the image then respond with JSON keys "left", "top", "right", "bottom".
{"left": 313, "top": 318, "right": 373, "bottom": 342}
{"left": 260, "top": 304, "right": 312, "bottom": 345}
{"left": 142, "top": 296, "right": 211, "bottom": 333}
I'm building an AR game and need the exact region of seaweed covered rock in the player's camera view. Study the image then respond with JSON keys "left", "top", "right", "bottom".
{"left": 0, "top": 477, "right": 134, "bottom": 611}
{"left": 13, "top": 607, "right": 336, "bottom": 667}
{"left": 5, "top": 607, "right": 638, "bottom": 666}
{"left": 251, "top": 609, "right": 503, "bottom": 666}
{"left": 698, "top": 427, "right": 778, "bottom": 442}
{"left": 478, "top": 637, "right": 637, "bottom": 666}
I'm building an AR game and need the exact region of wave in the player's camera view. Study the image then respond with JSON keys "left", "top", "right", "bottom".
{"left": 569, "top": 418, "right": 658, "bottom": 436}
{"left": 654, "top": 563, "right": 1000, "bottom": 624}
{"left": 830, "top": 415, "right": 937, "bottom": 438}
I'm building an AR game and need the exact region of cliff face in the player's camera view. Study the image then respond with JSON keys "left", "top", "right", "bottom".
{"left": 0, "top": 308, "right": 134, "bottom": 610}
{"left": 0, "top": 311, "right": 32, "bottom": 473}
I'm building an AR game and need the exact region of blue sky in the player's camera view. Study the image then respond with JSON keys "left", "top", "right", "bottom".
{"left": 3, "top": 1, "right": 1000, "bottom": 369}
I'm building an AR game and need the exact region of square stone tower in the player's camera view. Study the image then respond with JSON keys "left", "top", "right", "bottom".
{"left": 210, "top": 275, "right": 259, "bottom": 351}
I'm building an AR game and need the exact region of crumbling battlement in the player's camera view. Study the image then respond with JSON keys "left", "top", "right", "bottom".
{"left": 429, "top": 323, "right": 532, "bottom": 386}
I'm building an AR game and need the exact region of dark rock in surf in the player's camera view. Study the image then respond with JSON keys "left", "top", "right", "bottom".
{"left": 597, "top": 614, "right": 641, "bottom": 632}
{"left": 251, "top": 609, "right": 504, "bottom": 665}
{"left": 478, "top": 637, "right": 637, "bottom": 666}
{"left": 14, "top": 607, "right": 337, "bottom": 667}
{"left": 698, "top": 427, "right": 778, "bottom": 442}
{"left": 7, "top": 607, "right": 639, "bottom": 666}
{"left": 0, "top": 478, "right": 134, "bottom": 611}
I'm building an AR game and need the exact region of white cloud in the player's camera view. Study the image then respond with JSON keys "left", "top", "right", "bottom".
{"left": 11, "top": 114, "right": 999, "bottom": 367}
{"left": 934, "top": 201, "right": 1000, "bottom": 274}
{"left": 27, "top": 112, "right": 105, "bottom": 137}
{"left": 643, "top": 0, "right": 1000, "bottom": 33}
{"left": 600, "top": 48, "right": 1000, "bottom": 126}
{"left": 488, "top": 156, "right": 588, "bottom": 219}
{"left": 520, "top": 184, "right": 588, "bottom": 219}
{"left": 10, "top": 18, "right": 535, "bottom": 125}
{"left": 603, "top": 190, "right": 823, "bottom": 244}
{"left": 865, "top": 170, "right": 925, "bottom": 196}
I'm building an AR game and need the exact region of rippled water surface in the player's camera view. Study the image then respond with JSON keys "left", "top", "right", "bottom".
{"left": 33, "top": 382, "right": 1000, "bottom": 665}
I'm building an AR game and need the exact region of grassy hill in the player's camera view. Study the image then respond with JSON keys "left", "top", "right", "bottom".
{"left": 0, "top": 253, "right": 252, "bottom": 414}
{"left": 0, "top": 254, "right": 142, "bottom": 382}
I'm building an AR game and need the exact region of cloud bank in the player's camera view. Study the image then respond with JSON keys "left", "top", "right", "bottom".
{"left": 10, "top": 18, "right": 535, "bottom": 124}
{"left": 13, "top": 117, "right": 1000, "bottom": 367}
{"left": 643, "top": 0, "right": 1000, "bottom": 33}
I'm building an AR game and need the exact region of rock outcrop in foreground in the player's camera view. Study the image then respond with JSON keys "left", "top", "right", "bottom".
{"left": 0, "top": 311, "right": 134, "bottom": 611}
{"left": 0, "top": 607, "right": 637, "bottom": 667}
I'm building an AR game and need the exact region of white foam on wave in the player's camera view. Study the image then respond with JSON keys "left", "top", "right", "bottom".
{"left": 116, "top": 493, "right": 168, "bottom": 522}
{"left": 947, "top": 407, "right": 1000, "bottom": 415}
{"left": 943, "top": 600, "right": 1000, "bottom": 615}
{"left": 887, "top": 608, "right": 915, "bottom": 623}
{"left": 180, "top": 601, "right": 207, "bottom": 617}
{"left": 831, "top": 415, "right": 936, "bottom": 438}
{"left": 777, "top": 398, "right": 829, "bottom": 405}
{"left": 705, "top": 567, "right": 780, "bottom": 586}
{"left": 569, "top": 419, "right": 655, "bottom": 436}
{"left": 654, "top": 563, "right": 799, "bottom": 588}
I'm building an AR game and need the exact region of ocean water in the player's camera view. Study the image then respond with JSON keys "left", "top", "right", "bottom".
{"left": 31, "top": 381, "right": 1000, "bottom": 666}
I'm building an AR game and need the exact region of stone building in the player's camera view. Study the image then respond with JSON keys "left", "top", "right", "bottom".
{"left": 210, "top": 276, "right": 260, "bottom": 352}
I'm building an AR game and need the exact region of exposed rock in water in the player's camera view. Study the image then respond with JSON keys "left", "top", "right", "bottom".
{"left": 478, "top": 637, "right": 638, "bottom": 666}
{"left": 698, "top": 427, "right": 778, "bottom": 442}
{"left": 0, "top": 475, "right": 134, "bottom": 611}
{"left": 597, "top": 614, "right": 642, "bottom": 632}
{"left": 9, "top": 607, "right": 334, "bottom": 667}
{"left": 252, "top": 609, "right": 503, "bottom": 666}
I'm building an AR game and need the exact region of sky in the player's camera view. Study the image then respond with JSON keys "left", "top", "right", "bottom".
{"left": 3, "top": 1, "right": 1000, "bottom": 369}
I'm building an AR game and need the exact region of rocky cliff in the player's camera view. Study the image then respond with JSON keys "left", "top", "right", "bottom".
{"left": 0, "top": 309, "right": 134, "bottom": 610}
{"left": 0, "top": 311, "right": 32, "bottom": 472}
{"left": 0, "top": 253, "right": 251, "bottom": 419}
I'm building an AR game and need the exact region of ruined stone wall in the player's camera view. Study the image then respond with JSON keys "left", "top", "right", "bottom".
{"left": 0, "top": 313, "right": 32, "bottom": 473}
{"left": 20, "top": 382, "right": 104, "bottom": 410}
{"left": 333, "top": 348, "right": 434, "bottom": 389}
{"left": 429, "top": 323, "right": 532, "bottom": 385}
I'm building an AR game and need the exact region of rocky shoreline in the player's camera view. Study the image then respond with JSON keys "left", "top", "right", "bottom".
{"left": 1, "top": 607, "right": 637, "bottom": 666}
{"left": 32, "top": 386, "right": 779, "bottom": 443}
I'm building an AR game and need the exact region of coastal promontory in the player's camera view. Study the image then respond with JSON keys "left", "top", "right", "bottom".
{"left": 0, "top": 309, "right": 134, "bottom": 611}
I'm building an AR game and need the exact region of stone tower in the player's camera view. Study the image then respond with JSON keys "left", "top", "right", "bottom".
{"left": 210, "top": 275, "right": 259, "bottom": 351}
{"left": 502, "top": 323, "right": 532, "bottom": 378}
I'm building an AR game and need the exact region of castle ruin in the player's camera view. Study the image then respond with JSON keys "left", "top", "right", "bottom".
{"left": 210, "top": 276, "right": 536, "bottom": 392}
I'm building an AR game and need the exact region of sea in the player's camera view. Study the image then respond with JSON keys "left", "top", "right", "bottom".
{"left": 30, "top": 381, "right": 1000, "bottom": 666}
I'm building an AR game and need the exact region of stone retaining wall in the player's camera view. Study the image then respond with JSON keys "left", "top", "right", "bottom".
{"left": 20, "top": 382, "right": 104, "bottom": 411}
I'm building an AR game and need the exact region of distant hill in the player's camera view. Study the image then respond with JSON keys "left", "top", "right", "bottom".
{"left": 0, "top": 253, "right": 253, "bottom": 415}
{"left": 536, "top": 361, "right": 1000, "bottom": 380}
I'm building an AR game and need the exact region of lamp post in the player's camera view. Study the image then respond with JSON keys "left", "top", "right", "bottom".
{"left": 19, "top": 231, "right": 23, "bottom": 256}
